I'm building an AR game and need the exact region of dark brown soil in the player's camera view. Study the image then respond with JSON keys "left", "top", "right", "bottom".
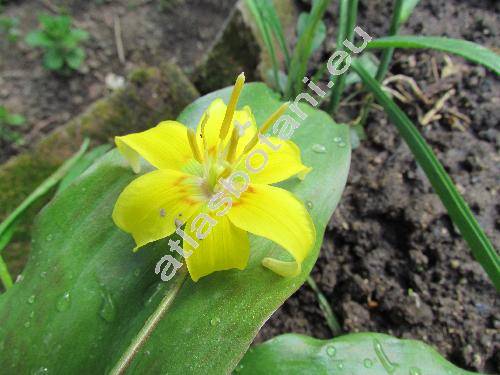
{"left": 256, "top": 0, "right": 499, "bottom": 373}
{"left": 0, "top": 0, "right": 236, "bottom": 163}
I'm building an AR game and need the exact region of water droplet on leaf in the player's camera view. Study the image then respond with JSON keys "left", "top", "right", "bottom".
{"left": 56, "top": 292, "right": 71, "bottom": 312}
{"left": 363, "top": 358, "right": 373, "bottom": 368}
{"left": 46, "top": 234, "right": 53, "bottom": 242}
{"left": 312, "top": 144, "right": 326, "bottom": 153}
{"left": 24, "top": 321, "right": 31, "bottom": 328}
{"left": 326, "top": 345, "right": 336, "bottom": 357}
{"left": 333, "top": 136, "right": 342, "bottom": 143}
{"left": 337, "top": 141, "right": 346, "bottom": 148}
{"left": 210, "top": 317, "right": 220, "bottom": 326}
{"left": 306, "top": 201, "right": 313, "bottom": 209}
{"left": 99, "top": 291, "right": 117, "bottom": 323}
{"left": 409, "top": 367, "right": 422, "bottom": 375}
{"left": 27, "top": 295, "right": 35, "bottom": 304}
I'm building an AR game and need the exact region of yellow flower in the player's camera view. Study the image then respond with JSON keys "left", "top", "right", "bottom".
{"left": 112, "top": 73, "right": 315, "bottom": 281}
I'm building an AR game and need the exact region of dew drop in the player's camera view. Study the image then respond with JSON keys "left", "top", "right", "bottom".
{"left": 333, "top": 136, "right": 342, "bottom": 143}
{"left": 312, "top": 144, "right": 327, "bottom": 153}
{"left": 337, "top": 361, "right": 344, "bottom": 369}
{"left": 409, "top": 367, "right": 422, "bottom": 375}
{"left": 373, "top": 339, "right": 398, "bottom": 374}
{"left": 99, "top": 291, "right": 117, "bottom": 323}
{"left": 363, "top": 358, "right": 373, "bottom": 368}
{"left": 29, "top": 311, "right": 35, "bottom": 319}
{"left": 46, "top": 234, "right": 53, "bottom": 242}
{"left": 33, "top": 367, "right": 48, "bottom": 375}
{"left": 27, "top": 295, "right": 36, "bottom": 304}
{"left": 144, "top": 350, "right": 151, "bottom": 357}
{"left": 210, "top": 317, "right": 221, "bottom": 326}
{"left": 306, "top": 201, "right": 313, "bottom": 210}
{"left": 337, "top": 141, "right": 347, "bottom": 148}
{"left": 24, "top": 321, "right": 31, "bottom": 328}
{"left": 326, "top": 345, "right": 336, "bottom": 357}
{"left": 40, "top": 271, "right": 47, "bottom": 278}
{"left": 56, "top": 292, "right": 71, "bottom": 312}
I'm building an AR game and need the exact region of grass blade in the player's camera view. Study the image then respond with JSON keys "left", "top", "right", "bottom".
{"left": 307, "top": 276, "right": 342, "bottom": 336}
{"left": 352, "top": 60, "right": 500, "bottom": 291}
{"left": 328, "top": 0, "right": 359, "bottom": 114}
{"left": 285, "top": 0, "right": 333, "bottom": 98}
{"left": 0, "top": 138, "right": 89, "bottom": 254}
{"left": 245, "top": 0, "right": 280, "bottom": 89}
{"left": 368, "top": 36, "right": 500, "bottom": 74}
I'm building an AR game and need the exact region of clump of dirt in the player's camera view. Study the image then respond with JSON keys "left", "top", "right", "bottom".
{"left": 257, "top": 0, "right": 499, "bottom": 373}
{"left": 0, "top": 0, "right": 236, "bottom": 163}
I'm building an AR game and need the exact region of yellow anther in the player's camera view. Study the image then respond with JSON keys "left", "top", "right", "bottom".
{"left": 225, "top": 126, "right": 240, "bottom": 164}
{"left": 242, "top": 102, "right": 289, "bottom": 154}
{"left": 187, "top": 128, "right": 203, "bottom": 163}
{"left": 219, "top": 72, "right": 245, "bottom": 140}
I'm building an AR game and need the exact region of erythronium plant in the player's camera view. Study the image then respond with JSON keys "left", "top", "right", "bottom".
{"left": 112, "top": 73, "right": 315, "bottom": 281}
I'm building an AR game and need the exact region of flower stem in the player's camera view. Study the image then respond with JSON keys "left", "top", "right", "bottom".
{"left": 110, "top": 266, "right": 188, "bottom": 375}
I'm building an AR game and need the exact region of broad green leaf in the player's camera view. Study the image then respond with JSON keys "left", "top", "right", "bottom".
{"left": 43, "top": 49, "right": 64, "bottom": 71}
{"left": 65, "top": 47, "right": 85, "bottom": 69}
{"left": 0, "top": 83, "right": 351, "bottom": 373}
{"left": 352, "top": 61, "right": 500, "bottom": 291}
{"left": 368, "top": 36, "right": 500, "bottom": 75}
{"left": 6, "top": 113, "right": 26, "bottom": 126}
{"left": 25, "top": 31, "right": 52, "bottom": 48}
{"left": 237, "top": 333, "right": 478, "bottom": 374}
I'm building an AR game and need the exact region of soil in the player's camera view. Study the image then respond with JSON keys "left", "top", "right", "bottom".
{"left": 256, "top": 0, "right": 499, "bottom": 373}
{"left": 1, "top": 0, "right": 499, "bottom": 373}
{"left": 0, "top": 0, "right": 236, "bottom": 163}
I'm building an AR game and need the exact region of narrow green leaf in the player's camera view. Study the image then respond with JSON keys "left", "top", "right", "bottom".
{"left": 245, "top": 0, "right": 280, "bottom": 91}
{"left": 352, "top": 61, "right": 500, "bottom": 291}
{"left": 237, "top": 333, "right": 478, "bottom": 374}
{"left": 368, "top": 36, "right": 500, "bottom": 75}
{"left": 399, "top": 0, "right": 421, "bottom": 26}
{"left": 56, "top": 144, "right": 112, "bottom": 194}
{"left": 0, "top": 222, "right": 17, "bottom": 290}
{"left": 0, "top": 139, "right": 89, "bottom": 252}
{"left": 328, "top": 0, "right": 359, "bottom": 113}
{"left": 286, "top": 0, "right": 333, "bottom": 98}
{"left": 0, "top": 84, "right": 351, "bottom": 373}
{"left": 297, "top": 12, "right": 326, "bottom": 56}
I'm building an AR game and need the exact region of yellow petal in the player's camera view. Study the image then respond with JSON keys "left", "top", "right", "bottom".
{"left": 112, "top": 169, "right": 203, "bottom": 250}
{"left": 184, "top": 214, "right": 250, "bottom": 282}
{"left": 239, "top": 136, "right": 311, "bottom": 184}
{"left": 227, "top": 184, "right": 315, "bottom": 277}
{"left": 115, "top": 121, "right": 192, "bottom": 173}
{"left": 196, "top": 99, "right": 257, "bottom": 157}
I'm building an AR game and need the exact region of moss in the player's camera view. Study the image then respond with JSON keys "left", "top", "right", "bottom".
{"left": 0, "top": 62, "right": 199, "bottom": 279}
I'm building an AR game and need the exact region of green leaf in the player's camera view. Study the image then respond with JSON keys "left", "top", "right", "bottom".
{"left": 237, "top": 333, "right": 478, "bottom": 374}
{"left": 399, "top": 0, "right": 420, "bottom": 25}
{"left": 352, "top": 61, "right": 500, "bottom": 291}
{"left": 56, "top": 144, "right": 112, "bottom": 194}
{"left": 368, "top": 36, "right": 500, "bottom": 75}
{"left": 297, "top": 12, "right": 326, "bottom": 56}
{"left": 6, "top": 113, "right": 25, "bottom": 126}
{"left": 0, "top": 83, "right": 351, "bottom": 373}
{"left": 286, "top": 0, "right": 333, "bottom": 98}
{"left": 0, "top": 139, "right": 90, "bottom": 256}
{"left": 65, "top": 47, "right": 85, "bottom": 69}
{"left": 43, "top": 49, "right": 64, "bottom": 70}
{"left": 25, "top": 30, "right": 52, "bottom": 47}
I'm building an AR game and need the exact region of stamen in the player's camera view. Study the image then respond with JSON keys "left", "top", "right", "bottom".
{"left": 225, "top": 127, "right": 240, "bottom": 164}
{"left": 186, "top": 128, "right": 203, "bottom": 162}
{"left": 242, "top": 102, "right": 289, "bottom": 154}
{"left": 219, "top": 72, "right": 245, "bottom": 140}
